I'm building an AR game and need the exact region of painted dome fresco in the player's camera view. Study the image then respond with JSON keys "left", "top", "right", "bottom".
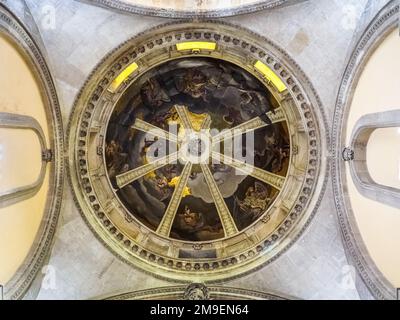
{"left": 68, "top": 23, "right": 326, "bottom": 282}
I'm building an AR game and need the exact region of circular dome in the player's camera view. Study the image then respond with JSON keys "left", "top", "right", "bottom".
{"left": 68, "top": 22, "right": 327, "bottom": 282}
{"left": 106, "top": 57, "right": 290, "bottom": 241}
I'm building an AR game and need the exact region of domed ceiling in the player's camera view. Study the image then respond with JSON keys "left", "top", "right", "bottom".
{"left": 106, "top": 57, "right": 290, "bottom": 241}
{"left": 68, "top": 22, "right": 327, "bottom": 282}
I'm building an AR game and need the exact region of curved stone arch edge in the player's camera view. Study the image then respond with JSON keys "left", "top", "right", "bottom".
{"left": 66, "top": 19, "right": 329, "bottom": 285}
{"left": 79, "top": 0, "right": 304, "bottom": 19}
{"left": 332, "top": 0, "right": 399, "bottom": 300}
{"left": 0, "top": 4, "right": 64, "bottom": 300}
{"left": 95, "top": 285, "right": 299, "bottom": 300}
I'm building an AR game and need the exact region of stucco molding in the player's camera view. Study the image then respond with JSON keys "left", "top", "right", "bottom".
{"left": 0, "top": 4, "right": 64, "bottom": 300}
{"left": 332, "top": 0, "right": 399, "bottom": 300}
{"left": 348, "top": 110, "right": 400, "bottom": 210}
{"left": 0, "top": 112, "right": 49, "bottom": 208}
{"left": 80, "top": 0, "right": 304, "bottom": 19}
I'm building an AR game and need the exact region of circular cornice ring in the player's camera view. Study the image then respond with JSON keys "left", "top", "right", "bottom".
{"left": 0, "top": 4, "right": 64, "bottom": 300}
{"left": 68, "top": 20, "right": 329, "bottom": 283}
{"left": 82, "top": 0, "right": 295, "bottom": 18}
{"left": 332, "top": 0, "right": 399, "bottom": 300}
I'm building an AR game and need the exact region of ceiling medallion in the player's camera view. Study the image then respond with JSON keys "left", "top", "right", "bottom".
{"left": 68, "top": 22, "right": 327, "bottom": 282}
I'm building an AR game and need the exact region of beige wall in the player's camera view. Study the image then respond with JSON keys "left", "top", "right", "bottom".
{"left": 0, "top": 34, "right": 50, "bottom": 284}
{"left": 345, "top": 29, "right": 400, "bottom": 287}
{"left": 0, "top": 129, "right": 42, "bottom": 194}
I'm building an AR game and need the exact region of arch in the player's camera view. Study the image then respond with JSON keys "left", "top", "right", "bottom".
{"left": 0, "top": 4, "right": 64, "bottom": 300}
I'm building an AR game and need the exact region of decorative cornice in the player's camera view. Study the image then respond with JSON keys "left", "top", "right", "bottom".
{"left": 80, "top": 0, "right": 301, "bottom": 19}
{"left": 101, "top": 284, "right": 297, "bottom": 300}
{"left": 0, "top": 4, "right": 64, "bottom": 300}
{"left": 331, "top": 0, "right": 399, "bottom": 300}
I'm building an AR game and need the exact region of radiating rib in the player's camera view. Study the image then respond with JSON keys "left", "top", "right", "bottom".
{"left": 175, "top": 105, "right": 194, "bottom": 131}
{"left": 212, "top": 107, "right": 285, "bottom": 144}
{"left": 200, "top": 163, "right": 238, "bottom": 237}
{"left": 212, "top": 152, "right": 285, "bottom": 191}
{"left": 132, "top": 118, "right": 178, "bottom": 143}
{"left": 200, "top": 114, "right": 212, "bottom": 130}
{"left": 116, "top": 152, "right": 179, "bottom": 189}
{"left": 156, "top": 162, "right": 193, "bottom": 236}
